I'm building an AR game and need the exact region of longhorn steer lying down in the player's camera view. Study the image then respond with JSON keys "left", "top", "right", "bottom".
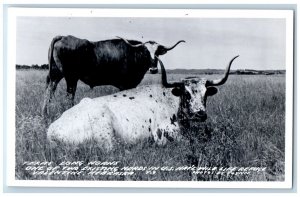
{"left": 47, "top": 56, "right": 239, "bottom": 150}
{"left": 42, "top": 35, "right": 185, "bottom": 115}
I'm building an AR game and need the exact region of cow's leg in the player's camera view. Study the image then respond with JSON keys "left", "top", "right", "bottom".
{"left": 65, "top": 78, "right": 78, "bottom": 108}
{"left": 42, "top": 74, "right": 62, "bottom": 116}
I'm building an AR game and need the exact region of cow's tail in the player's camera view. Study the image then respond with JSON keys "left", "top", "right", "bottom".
{"left": 43, "top": 36, "right": 63, "bottom": 117}
{"left": 46, "top": 36, "right": 63, "bottom": 87}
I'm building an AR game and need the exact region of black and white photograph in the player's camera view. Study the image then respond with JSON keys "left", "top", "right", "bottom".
{"left": 5, "top": 8, "right": 293, "bottom": 188}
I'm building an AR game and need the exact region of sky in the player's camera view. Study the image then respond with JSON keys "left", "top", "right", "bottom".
{"left": 16, "top": 17, "right": 286, "bottom": 70}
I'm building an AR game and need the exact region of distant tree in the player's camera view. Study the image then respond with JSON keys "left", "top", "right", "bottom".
{"left": 16, "top": 64, "right": 49, "bottom": 70}
{"left": 31, "top": 64, "right": 40, "bottom": 69}
{"left": 40, "top": 64, "right": 49, "bottom": 69}
{"left": 16, "top": 64, "right": 30, "bottom": 69}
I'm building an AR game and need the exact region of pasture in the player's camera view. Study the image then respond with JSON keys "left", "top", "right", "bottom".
{"left": 15, "top": 70, "right": 285, "bottom": 181}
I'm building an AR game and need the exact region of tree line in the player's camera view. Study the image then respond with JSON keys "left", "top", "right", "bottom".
{"left": 16, "top": 64, "right": 285, "bottom": 75}
{"left": 16, "top": 64, "right": 49, "bottom": 70}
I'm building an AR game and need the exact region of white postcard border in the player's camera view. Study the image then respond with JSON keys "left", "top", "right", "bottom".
{"left": 5, "top": 8, "right": 294, "bottom": 188}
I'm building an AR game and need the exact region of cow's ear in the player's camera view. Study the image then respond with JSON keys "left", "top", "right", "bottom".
{"left": 156, "top": 46, "right": 167, "bottom": 55}
{"left": 171, "top": 87, "right": 183, "bottom": 97}
{"left": 206, "top": 87, "right": 218, "bottom": 96}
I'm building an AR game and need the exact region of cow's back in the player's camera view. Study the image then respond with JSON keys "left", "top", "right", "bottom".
{"left": 94, "top": 85, "right": 180, "bottom": 143}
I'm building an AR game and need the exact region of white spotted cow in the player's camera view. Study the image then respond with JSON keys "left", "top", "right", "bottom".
{"left": 47, "top": 56, "right": 239, "bottom": 151}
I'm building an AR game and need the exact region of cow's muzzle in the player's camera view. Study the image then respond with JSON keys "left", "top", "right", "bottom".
{"left": 149, "top": 67, "right": 158, "bottom": 74}
{"left": 192, "top": 112, "right": 207, "bottom": 122}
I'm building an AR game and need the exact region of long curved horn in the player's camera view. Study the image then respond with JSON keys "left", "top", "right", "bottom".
{"left": 206, "top": 55, "right": 239, "bottom": 86}
{"left": 156, "top": 56, "right": 183, "bottom": 88}
{"left": 160, "top": 40, "right": 186, "bottom": 51}
{"left": 116, "top": 36, "right": 144, "bottom": 47}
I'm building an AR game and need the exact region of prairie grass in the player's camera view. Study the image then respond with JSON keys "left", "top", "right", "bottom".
{"left": 15, "top": 70, "right": 285, "bottom": 181}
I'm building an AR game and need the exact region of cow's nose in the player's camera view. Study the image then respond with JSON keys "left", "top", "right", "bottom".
{"left": 149, "top": 67, "right": 158, "bottom": 74}
{"left": 194, "top": 111, "right": 207, "bottom": 122}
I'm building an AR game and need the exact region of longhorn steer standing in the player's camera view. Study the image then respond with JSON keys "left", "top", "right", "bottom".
{"left": 47, "top": 56, "right": 239, "bottom": 151}
{"left": 42, "top": 35, "right": 185, "bottom": 115}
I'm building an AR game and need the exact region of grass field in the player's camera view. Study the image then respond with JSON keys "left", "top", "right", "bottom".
{"left": 15, "top": 70, "right": 285, "bottom": 181}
